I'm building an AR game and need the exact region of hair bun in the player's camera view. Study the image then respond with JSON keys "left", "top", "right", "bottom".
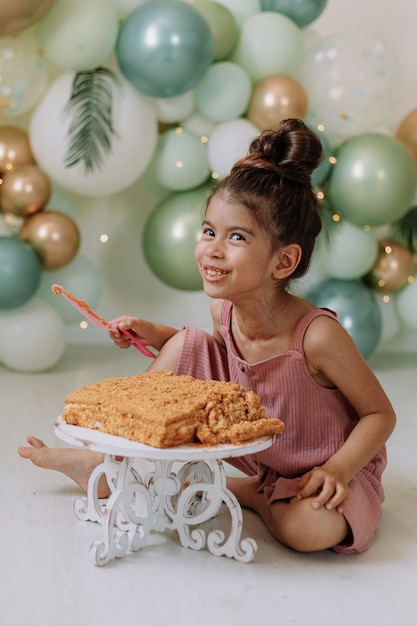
{"left": 248, "top": 119, "right": 323, "bottom": 182}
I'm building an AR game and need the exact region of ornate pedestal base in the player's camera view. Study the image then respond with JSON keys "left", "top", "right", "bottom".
{"left": 75, "top": 455, "right": 257, "bottom": 566}
{"left": 55, "top": 416, "right": 274, "bottom": 567}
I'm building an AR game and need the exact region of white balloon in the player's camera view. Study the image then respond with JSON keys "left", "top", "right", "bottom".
{"left": 207, "top": 118, "right": 260, "bottom": 179}
{"left": 0, "top": 298, "right": 66, "bottom": 372}
{"left": 303, "top": 34, "right": 398, "bottom": 138}
{"left": 316, "top": 221, "right": 378, "bottom": 280}
{"left": 29, "top": 71, "right": 158, "bottom": 197}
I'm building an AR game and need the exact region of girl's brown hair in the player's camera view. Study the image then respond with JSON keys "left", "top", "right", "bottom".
{"left": 209, "top": 118, "right": 323, "bottom": 280}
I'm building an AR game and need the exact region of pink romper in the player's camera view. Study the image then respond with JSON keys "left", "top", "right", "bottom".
{"left": 175, "top": 301, "right": 387, "bottom": 554}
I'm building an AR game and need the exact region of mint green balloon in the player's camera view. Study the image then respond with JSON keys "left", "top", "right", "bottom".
{"left": 195, "top": 61, "right": 252, "bottom": 122}
{"left": 149, "top": 128, "right": 210, "bottom": 192}
{"left": 192, "top": 0, "right": 239, "bottom": 60}
{"left": 327, "top": 134, "right": 417, "bottom": 227}
{"left": 36, "top": 0, "right": 119, "bottom": 71}
{"left": 316, "top": 220, "right": 378, "bottom": 280}
{"left": 143, "top": 186, "right": 212, "bottom": 291}
{"left": 232, "top": 11, "right": 303, "bottom": 81}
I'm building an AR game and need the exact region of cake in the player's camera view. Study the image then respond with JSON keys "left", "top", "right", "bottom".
{"left": 62, "top": 370, "right": 284, "bottom": 448}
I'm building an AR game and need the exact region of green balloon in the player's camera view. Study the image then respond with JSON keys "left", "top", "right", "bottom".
{"left": 143, "top": 186, "right": 213, "bottom": 291}
{"left": 0, "top": 237, "right": 42, "bottom": 309}
{"left": 327, "top": 133, "right": 417, "bottom": 227}
{"left": 192, "top": 0, "right": 238, "bottom": 60}
{"left": 116, "top": 0, "right": 214, "bottom": 98}
{"left": 261, "top": 0, "right": 328, "bottom": 28}
{"left": 306, "top": 278, "right": 381, "bottom": 359}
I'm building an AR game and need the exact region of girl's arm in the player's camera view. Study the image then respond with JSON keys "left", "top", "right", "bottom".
{"left": 297, "top": 315, "right": 396, "bottom": 512}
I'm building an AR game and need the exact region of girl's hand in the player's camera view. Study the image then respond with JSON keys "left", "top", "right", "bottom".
{"left": 108, "top": 316, "right": 155, "bottom": 350}
{"left": 296, "top": 465, "right": 349, "bottom": 514}
{"left": 108, "top": 316, "right": 178, "bottom": 352}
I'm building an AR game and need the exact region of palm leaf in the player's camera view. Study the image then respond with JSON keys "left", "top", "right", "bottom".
{"left": 63, "top": 67, "right": 120, "bottom": 173}
{"left": 391, "top": 206, "right": 417, "bottom": 251}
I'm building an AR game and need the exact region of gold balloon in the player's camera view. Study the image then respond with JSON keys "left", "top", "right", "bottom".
{"left": 396, "top": 108, "right": 417, "bottom": 162}
{"left": 247, "top": 76, "right": 308, "bottom": 131}
{"left": 1, "top": 164, "right": 51, "bottom": 216}
{"left": 364, "top": 240, "right": 413, "bottom": 293}
{"left": 0, "top": 126, "right": 35, "bottom": 176}
{"left": 0, "top": 0, "right": 54, "bottom": 37}
{"left": 18, "top": 210, "right": 80, "bottom": 269}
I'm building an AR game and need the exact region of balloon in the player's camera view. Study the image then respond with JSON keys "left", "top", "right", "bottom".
{"left": 364, "top": 241, "right": 413, "bottom": 293}
{"left": 1, "top": 164, "right": 51, "bottom": 216}
{"left": 247, "top": 76, "right": 308, "bottom": 131}
{"left": 0, "top": 126, "right": 35, "bottom": 177}
{"left": 143, "top": 186, "right": 212, "bottom": 290}
{"left": 207, "top": 118, "right": 260, "bottom": 180}
{"left": 396, "top": 108, "right": 417, "bottom": 162}
{"left": 260, "top": 0, "right": 328, "bottom": 28}
{"left": 18, "top": 210, "right": 80, "bottom": 269}
{"left": 303, "top": 34, "right": 397, "bottom": 138}
{"left": 154, "top": 91, "right": 195, "bottom": 124}
{"left": 0, "top": 236, "right": 42, "bottom": 308}
{"left": 112, "top": 0, "right": 148, "bottom": 20}
{"left": 0, "top": 298, "right": 66, "bottom": 372}
{"left": 116, "top": 0, "right": 214, "bottom": 98}
{"left": 0, "top": 31, "right": 48, "bottom": 117}
{"left": 192, "top": 1, "right": 239, "bottom": 61}
{"left": 29, "top": 71, "right": 158, "bottom": 197}
{"left": 316, "top": 221, "right": 378, "bottom": 280}
{"left": 306, "top": 278, "right": 382, "bottom": 359}
{"left": 394, "top": 279, "right": 417, "bottom": 332}
{"left": 0, "top": 0, "right": 54, "bottom": 37}
{"left": 327, "top": 134, "right": 417, "bottom": 227}
{"left": 36, "top": 255, "right": 101, "bottom": 324}
{"left": 195, "top": 62, "right": 252, "bottom": 123}
{"left": 214, "top": 0, "right": 261, "bottom": 26}
{"left": 36, "top": 0, "right": 119, "bottom": 71}
{"left": 182, "top": 112, "right": 217, "bottom": 140}
{"left": 148, "top": 127, "right": 210, "bottom": 192}
{"left": 232, "top": 12, "right": 303, "bottom": 82}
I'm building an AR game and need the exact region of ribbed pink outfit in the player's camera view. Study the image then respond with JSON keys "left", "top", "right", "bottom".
{"left": 175, "top": 301, "right": 387, "bottom": 554}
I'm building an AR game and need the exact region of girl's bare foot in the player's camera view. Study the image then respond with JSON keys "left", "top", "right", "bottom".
{"left": 18, "top": 436, "right": 109, "bottom": 498}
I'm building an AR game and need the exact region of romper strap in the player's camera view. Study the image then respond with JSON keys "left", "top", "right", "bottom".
{"left": 292, "top": 308, "right": 338, "bottom": 354}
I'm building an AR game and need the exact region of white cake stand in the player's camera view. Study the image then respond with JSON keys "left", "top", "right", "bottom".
{"left": 55, "top": 416, "right": 274, "bottom": 567}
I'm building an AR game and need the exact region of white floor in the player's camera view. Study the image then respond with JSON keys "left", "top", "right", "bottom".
{"left": 1, "top": 342, "right": 417, "bottom": 626}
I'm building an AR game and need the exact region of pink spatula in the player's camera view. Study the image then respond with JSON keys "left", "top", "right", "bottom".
{"left": 51, "top": 284, "right": 155, "bottom": 358}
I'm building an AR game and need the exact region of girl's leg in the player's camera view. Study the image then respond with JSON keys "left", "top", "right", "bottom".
{"left": 18, "top": 436, "right": 110, "bottom": 498}
{"left": 227, "top": 475, "right": 349, "bottom": 552}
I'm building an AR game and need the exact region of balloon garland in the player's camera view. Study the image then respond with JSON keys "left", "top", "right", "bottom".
{"left": 0, "top": 0, "right": 417, "bottom": 371}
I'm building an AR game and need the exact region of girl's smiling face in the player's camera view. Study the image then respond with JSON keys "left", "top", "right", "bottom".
{"left": 195, "top": 194, "right": 281, "bottom": 302}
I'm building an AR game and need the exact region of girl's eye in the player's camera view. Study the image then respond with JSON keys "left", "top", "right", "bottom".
{"left": 231, "top": 233, "right": 245, "bottom": 241}
{"left": 202, "top": 227, "right": 215, "bottom": 237}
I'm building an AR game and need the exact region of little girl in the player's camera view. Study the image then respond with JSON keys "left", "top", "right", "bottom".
{"left": 19, "top": 119, "right": 396, "bottom": 554}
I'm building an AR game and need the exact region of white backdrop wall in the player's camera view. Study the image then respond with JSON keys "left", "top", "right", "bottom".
{"left": 57, "top": 0, "right": 417, "bottom": 344}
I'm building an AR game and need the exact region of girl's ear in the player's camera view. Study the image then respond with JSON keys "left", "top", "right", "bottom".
{"left": 272, "top": 244, "right": 302, "bottom": 279}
